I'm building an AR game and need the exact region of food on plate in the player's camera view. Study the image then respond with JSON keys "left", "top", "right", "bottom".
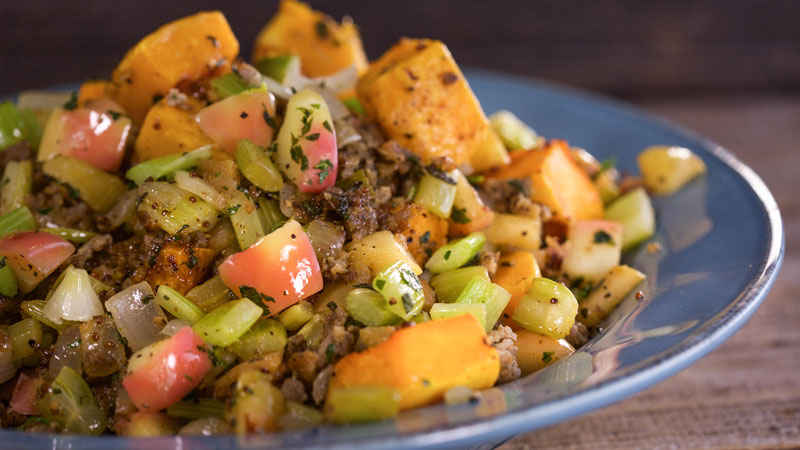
{"left": 0, "top": 0, "right": 705, "bottom": 436}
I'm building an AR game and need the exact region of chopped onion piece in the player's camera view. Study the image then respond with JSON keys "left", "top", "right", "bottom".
{"left": 99, "top": 188, "right": 140, "bottom": 231}
{"left": 43, "top": 266, "right": 104, "bottom": 324}
{"left": 309, "top": 86, "right": 350, "bottom": 120}
{"left": 48, "top": 325, "right": 82, "bottom": 380}
{"left": 105, "top": 282, "right": 167, "bottom": 351}
{"left": 160, "top": 319, "right": 191, "bottom": 337}
{"left": 0, "top": 328, "right": 16, "bottom": 383}
{"left": 174, "top": 170, "right": 227, "bottom": 211}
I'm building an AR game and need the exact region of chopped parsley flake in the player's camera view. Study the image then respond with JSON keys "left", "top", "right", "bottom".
{"left": 375, "top": 279, "right": 386, "bottom": 290}
{"left": 323, "top": 120, "right": 333, "bottom": 133}
{"left": 224, "top": 204, "right": 241, "bottom": 216}
{"left": 542, "top": 351, "right": 554, "bottom": 363}
{"left": 315, "top": 159, "right": 333, "bottom": 182}
{"left": 593, "top": 230, "right": 614, "bottom": 245}
{"left": 444, "top": 250, "right": 452, "bottom": 260}
{"left": 401, "top": 293, "right": 414, "bottom": 313}
{"left": 62, "top": 92, "right": 78, "bottom": 110}
{"left": 451, "top": 207, "right": 471, "bottom": 224}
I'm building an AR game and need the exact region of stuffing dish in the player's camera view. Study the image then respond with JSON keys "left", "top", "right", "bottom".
{"left": 0, "top": 0, "right": 706, "bottom": 436}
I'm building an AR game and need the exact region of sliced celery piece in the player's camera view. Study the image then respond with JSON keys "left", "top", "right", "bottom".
{"left": 41, "top": 227, "right": 96, "bottom": 244}
{"left": 0, "top": 160, "right": 33, "bottom": 215}
{"left": 277, "top": 301, "right": 313, "bottom": 331}
{"left": 604, "top": 188, "right": 655, "bottom": 250}
{"left": 345, "top": 288, "right": 402, "bottom": 327}
{"left": 39, "top": 366, "right": 106, "bottom": 435}
{"left": 594, "top": 168, "right": 620, "bottom": 204}
{"left": 372, "top": 261, "right": 425, "bottom": 322}
{"left": 210, "top": 73, "right": 249, "bottom": 99}
{"left": 281, "top": 401, "right": 323, "bottom": 430}
{"left": 0, "top": 206, "right": 36, "bottom": 238}
{"left": 512, "top": 277, "right": 578, "bottom": 339}
{"left": 167, "top": 398, "right": 225, "bottom": 419}
{"left": 186, "top": 275, "right": 233, "bottom": 312}
{"left": 228, "top": 192, "right": 265, "bottom": 250}
{"left": 413, "top": 171, "right": 457, "bottom": 218}
{"left": 254, "top": 55, "right": 300, "bottom": 83}
{"left": 409, "top": 310, "right": 430, "bottom": 323}
{"left": 235, "top": 139, "right": 283, "bottom": 192}
{"left": 425, "top": 232, "right": 486, "bottom": 274}
{"left": 0, "top": 258, "right": 18, "bottom": 297}
{"left": 325, "top": 386, "right": 399, "bottom": 424}
{"left": 454, "top": 278, "right": 511, "bottom": 331}
{"left": 257, "top": 198, "right": 287, "bottom": 234}
{"left": 489, "top": 110, "right": 542, "bottom": 151}
{"left": 42, "top": 156, "right": 127, "bottom": 212}
{"left": 297, "top": 314, "right": 325, "bottom": 348}
{"left": 226, "top": 318, "right": 287, "bottom": 360}
{"left": 429, "top": 266, "right": 489, "bottom": 303}
{"left": 20, "top": 300, "right": 65, "bottom": 331}
{"left": 9, "top": 318, "right": 43, "bottom": 362}
{"left": 429, "top": 303, "right": 487, "bottom": 329}
{"left": 138, "top": 182, "right": 219, "bottom": 235}
{"left": 355, "top": 326, "right": 396, "bottom": 350}
{"left": 0, "top": 101, "right": 42, "bottom": 150}
{"left": 126, "top": 145, "right": 213, "bottom": 185}
{"left": 156, "top": 285, "right": 205, "bottom": 324}
{"left": 192, "top": 298, "right": 263, "bottom": 347}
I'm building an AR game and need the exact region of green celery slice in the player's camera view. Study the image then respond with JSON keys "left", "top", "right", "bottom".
{"left": 372, "top": 261, "right": 425, "bottom": 322}
{"left": 429, "top": 266, "right": 489, "bottom": 303}
{"left": 235, "top": 139, "right": 283, "bottom": 192}
{"left": 345, "top": 288, "right": 402, "bottom": 327}
{"left": 156, "top": 285, "right": 205, "bottom": 324}
{"left": 192, "top": 298, "right": 262, "bottom": 347}
{"left": 429, "top": 303, "right": 487, "bottom": 329}
{"left": 0, "top": 206, "right": 36, "bottom": 238}
{"left": 126, "top": 145, "right": 213, "bottom": 185}
{"left": 413, "top": 172, "right": 457, "bottom": 218}
{"left": 425, "top": 232, "right": 486, "bottom": 274}
{"left": 604, "top": 188, "right": 655, "bottom": 250}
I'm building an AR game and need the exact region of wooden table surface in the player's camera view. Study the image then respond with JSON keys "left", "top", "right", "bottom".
{"left": 501, "top": 94, "right": 799, "bottom": 449}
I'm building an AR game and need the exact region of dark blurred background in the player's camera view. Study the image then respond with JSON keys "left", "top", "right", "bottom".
{"left": 1, "top": 0, "right": 799, "bottom": 99}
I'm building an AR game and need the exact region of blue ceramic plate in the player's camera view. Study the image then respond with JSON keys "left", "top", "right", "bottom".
{"left": 6, "top": 70, "right": 783, "bottom": 449}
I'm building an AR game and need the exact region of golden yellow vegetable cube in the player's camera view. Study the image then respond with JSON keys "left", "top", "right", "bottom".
{"left": 111, "top": 11, "right": 239, "bottom": 123}
{"left": 252, "top": 0, "right": 368, "bottom": 77}
{"left": 133, "top": 97, "right": 213, "bottom": 162}
{"left": 329, "top": 314, "right": 499, "bottom": 410}
{"left": 357, "top": 38, "right": 509, "bottom": 172}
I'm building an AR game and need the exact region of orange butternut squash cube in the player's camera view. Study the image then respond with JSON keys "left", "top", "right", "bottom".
{"left": 252, "top": 0, "right": 368, "bottom": 77}
{"left": 357, "top": 38, "right": 509, "bottom": 172}
{"left": 328, "top": 315, "right": 499, "bottom": 410}
{"left": 488, "top": 140, "right": 603, "bottom": 220}
{"left": 111, "top": 11, "right": 239, "bottom": 123}
{"left": 133, "top": 97, "right": 213, "bottom": 162}
{"left": 493, "top": 250, "right": 541, "bottom": 316}
{"left": 77, "top": 81, "right": 113, "bottom": 105}
{"left": 146, "top": 243, "right": 215, "bottom": 295}
{"left": 386, "top": 201, "right": 449, "bottom": 266}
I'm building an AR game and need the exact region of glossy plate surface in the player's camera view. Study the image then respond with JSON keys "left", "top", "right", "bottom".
{"left": 6, "top": 71, "right": 783, "bottom": 449}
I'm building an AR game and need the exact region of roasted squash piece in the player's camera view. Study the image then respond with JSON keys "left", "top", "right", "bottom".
{"left": 488, "top": 140, "right": 603, "bottom": 220}
{"left": 133, "top": 97, "right": 213, "bottom": 162}
{"left": 252, "top": 0, "right": 368, "bottom": 77}
{"left": 493, "top": 250, "right": 541, "bottom": 316}
{"left": 328, "top": 314, "right": 499, "bottom": 410}
{"left": 357, "top": 38, "right": 508, "bottom": 172}
{"left": 111, "top": 11, "right": 239, "bottom": 123}
{"left": 77, "top": 81, "right": 113, "bottom": 105}
{"left": 146, "top": 243, "right": 215, "bottom": 295}
{"left": 386, "top": 200, "right": 449, "bottom": 266}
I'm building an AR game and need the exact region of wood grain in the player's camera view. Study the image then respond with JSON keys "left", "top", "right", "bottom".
{"left": 501, "top": 95, "right": 800, "bottom": 449}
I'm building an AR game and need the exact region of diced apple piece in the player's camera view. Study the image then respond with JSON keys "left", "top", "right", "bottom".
{"left": 218, "top": 219, "right": 323, "bottom": 316}
{"left": 638, "top": 146, "right": 706, "bottom": 195}
{"left": 196, "top": 89, "right": 277, "bottom": 153}
{"left": 122, "top": 326, "right": 211, "bottom": 412}
{"left": 561, "top": 220, "right": 623, "bottom": 283}
{"left": 604, "top": 188, "right": 655, "bottom": 250}
{"left": 274, "top": 89, "right": 338, "bottom": 192}
{"left": 38, "top": 107, "right": 132, "bottom": 172}
{"left": 0, "top": 232, "right": 75, "bottom": 293}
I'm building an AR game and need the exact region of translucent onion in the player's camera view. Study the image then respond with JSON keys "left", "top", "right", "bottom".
{"left": 48, "top": 326, "right": 82, "bottom": 380}
{"left": 0, "top": 327, "right": 17, "bottom": 383}
{"left": 174, "top": 170, "right": 227, "bottom": 211}
{"left": 43, "top": 266, "right": 104, "bottom": 325}
{"left": 305, "top": 219, "right": 345, "bottom": 260}
{"left": 160, "top": 319, "right": 190, "bottom": 337}
{"left": 105, "top": 282, "right": 167, "bottom": 351}
{"left": 100, "top": 188, "right": 141, "bottom": 230}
